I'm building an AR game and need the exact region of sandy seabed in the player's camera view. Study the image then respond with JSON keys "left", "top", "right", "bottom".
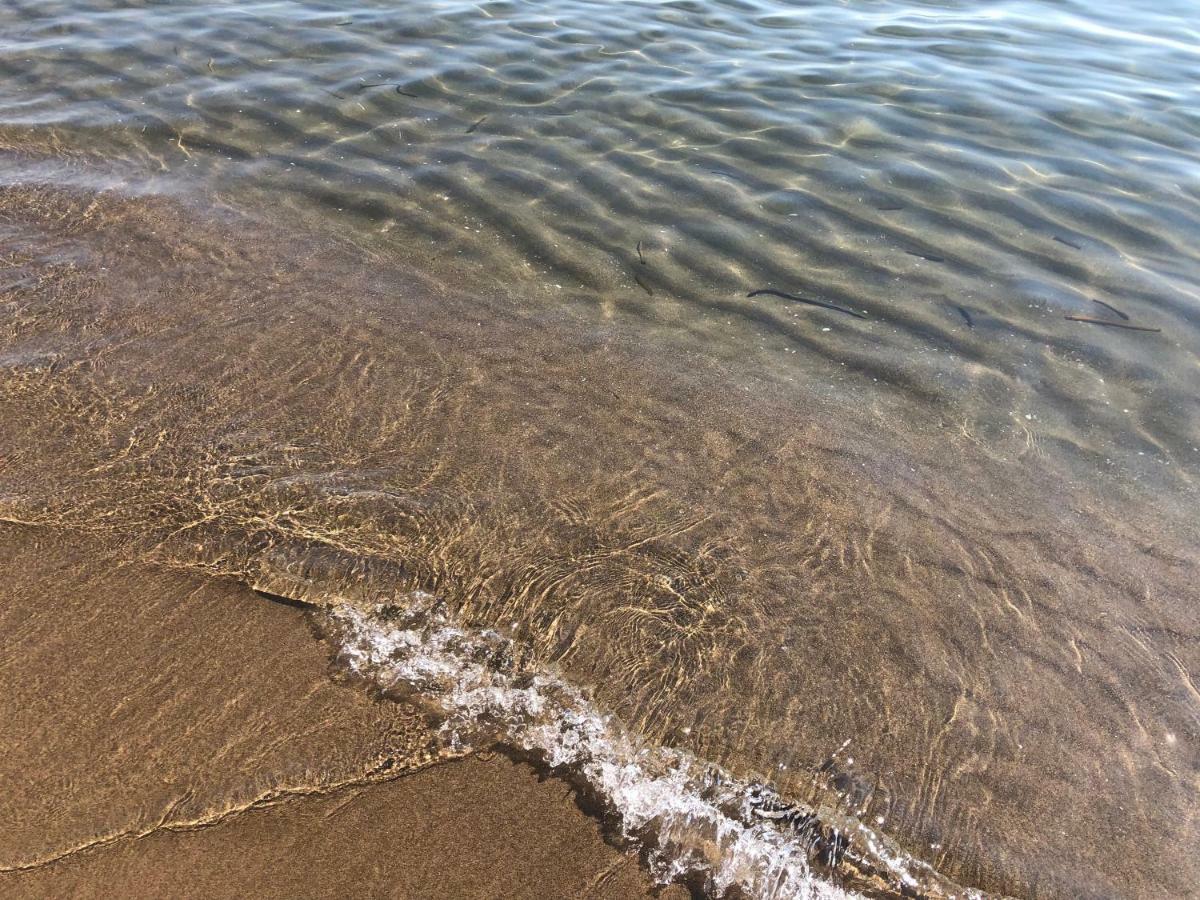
{"left": 1, "top": 174, "right": 1196, "bottom": 900}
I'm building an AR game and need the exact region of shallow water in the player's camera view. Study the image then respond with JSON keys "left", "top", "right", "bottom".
{"left": 4, "top": 0, "right": 1200, "bottom": 479}
{"left": 1, "top": 1, "right": 1198, "bottom": 898}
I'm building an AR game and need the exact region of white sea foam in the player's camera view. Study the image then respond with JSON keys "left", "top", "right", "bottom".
{"left": 331, "top": 592, "right": 976, "bottom": 900}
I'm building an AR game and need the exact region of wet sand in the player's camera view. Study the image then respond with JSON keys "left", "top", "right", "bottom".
{"left": 7, "top": 756, "right": 683, "bottom": 900}
{"left": 0, "top": 523, "right": 678, "bottom": 900}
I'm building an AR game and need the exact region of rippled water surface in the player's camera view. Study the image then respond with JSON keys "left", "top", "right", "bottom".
{"left": 1, "top": 1, "right": 1198, "bottom": 898}
{"left": 4, "top": 0, "right": 1200, "bottom": 469}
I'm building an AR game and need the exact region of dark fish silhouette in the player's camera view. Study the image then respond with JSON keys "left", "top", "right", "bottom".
{"left": 357, "top": 82, "right": 418, "bottom": 98}
{"left": 905, "top": 249, "right": 944, "bottom": 263}
{"left": 1065, "top": 315, "right": 1159, "bottom": 332}
{"left": 747, "top": 289, "right": 867, "bottom": 319}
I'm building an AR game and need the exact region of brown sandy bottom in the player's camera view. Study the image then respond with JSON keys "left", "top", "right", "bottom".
{"left": 0, "top": 523, "right": 680, "bottom": 900}
{"left": 1, "top": 173, "right": 1197, "bottom": 899}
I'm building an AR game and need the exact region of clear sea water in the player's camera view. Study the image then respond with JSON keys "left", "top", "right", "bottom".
{"left": 1, "top": 1, "right": 1197, "bottom": 897}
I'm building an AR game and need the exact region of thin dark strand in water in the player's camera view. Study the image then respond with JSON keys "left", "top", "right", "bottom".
{"left": 709, "top": 169, "right": 749, "bottom": 183}
{"left": 636, "top": 241, "right": 646, "bottom": 265}
{"left": 466, "top": 116, "right": 488, "bottom": 134}
{"left": 357, "top": 82, "right": 416, "bottom": 97}
{"left": 747, "top": 289, "right": 868, "bottom": 319}
{"left": 1065, "top": 315, "right": 1160, "bottom": 333}
{"left": 876, "top": 205, "right": 904, "bottom": 211}
{"left": 905, "top": 250, "right": 945, "bottom": 263}
{"left": 1053, "top": 235, "right": 1082, "bottom": 250}
{"left": 1091, "top": 298, "right": 1130, "bottom": 320}
{"left": 956, "top": 305, "right": 975, "bottom": 328}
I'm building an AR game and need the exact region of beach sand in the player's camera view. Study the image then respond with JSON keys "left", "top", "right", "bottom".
{"left": 0, "top": 523, "right": 681, "bottom": 899}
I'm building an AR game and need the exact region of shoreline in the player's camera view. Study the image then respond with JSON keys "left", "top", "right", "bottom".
{"left": 2, "top": 175, "right": 1196, "bottom": 899}
{"left": 5, "top": 755, "right": 679, "bottom": 900}
{"left": 0, "top": 522, "right": 680, "bottom": 900}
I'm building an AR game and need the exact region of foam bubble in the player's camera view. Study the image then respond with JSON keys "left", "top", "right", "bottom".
{"left": 331, "top": 593, "right": 978, "bottom": 900}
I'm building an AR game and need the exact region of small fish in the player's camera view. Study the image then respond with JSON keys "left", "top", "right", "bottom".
{"left": 1091, "top": 298, "right": 1130, "bottom": 321}
{"left": 876, "top": 205, "right": 904, "bottom": 212}
{"left": 466, "top": 115, "right": 488, "bottom": 134}
{"left": 634, "top": 274, "right": 654, "bottom": 296}
{"left": 956, "top": 305, "right": 975, "bottom": 328}
{"left": 905, "top": 250, "right": 945, "bottom": 263}
{"left": 747, "top": 288, "right": 867, "bottom": 319}
{"left": 636, "top": 241, "right": 646, "bottom": 265}
{"left": 1053, "top": 235, "right": 1082, "bottom": 250}
{"left": 1065, "top": 315, "right": 1159, "bottom": 333}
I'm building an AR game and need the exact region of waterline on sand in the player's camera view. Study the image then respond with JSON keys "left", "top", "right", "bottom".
{"left": 331, "top": 594, "right": 981, "bottom": 900}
